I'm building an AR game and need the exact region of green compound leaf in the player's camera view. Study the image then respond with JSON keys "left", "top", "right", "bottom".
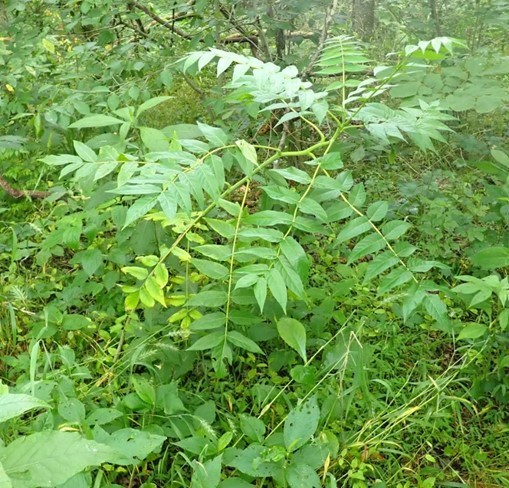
{"left": 227, "top": 331, "right": 263, "bottom": 354}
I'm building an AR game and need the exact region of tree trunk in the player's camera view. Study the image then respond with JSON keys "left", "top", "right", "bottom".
{"left": 428, "top": 0, "right": 442, "bottom": 37}
{"left": 351, "top": 0, "right": 376, "bottom": 41}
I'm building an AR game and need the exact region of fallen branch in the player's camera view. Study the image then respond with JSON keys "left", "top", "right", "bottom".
{"left": 222, "top": 34, "right": 259, "bottom": 45}
{"left": 0, "top": 175, "right": 50, "bottom": 199}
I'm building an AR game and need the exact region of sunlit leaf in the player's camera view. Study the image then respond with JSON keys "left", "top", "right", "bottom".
{"left": 284, "top": 396, "right": 319, "bottom": 451}
{"left": 457, "top": 323, "right": 488, "bottom": 340}
{"left": 268, "top": 268, "right": 287, "bottom": 313}
{"left": 471, "top": 247, "right": 509, "bottom": 270}
{"left": 0, "top": 393, "right": 49, "bottom": 423}
{"left": 227, "top": 331, "right": 263, "bottom": 353}
{"left": 0, "top": 432, "right": 116, "bottom": 487}
{"left": 277, "top": 317, "right": 306, "bottom": 362}
{"left": 69, "top": 114, "right": 124, "bottom": 129}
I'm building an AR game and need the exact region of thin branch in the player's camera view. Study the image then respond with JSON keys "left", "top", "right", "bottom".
{"left": 171, "top": 12, "right": 199, "bottom": 22}
{"left": 222, "top": 31, "right": 317, "bottom": 49}
{"left": 272, "top": 121, "right": 289, "bottom": 168}
{"left": 218, "top": 4, "right": 259, "bottom": 55}
{"left": 127, "top": 1, "right": 147, "bottom": 35}
{"left": 301, "top": 0, "right": 340, "bottom": 77}
{"left": 116, "top": 17, "right": 151, "bottom": 40}
{"left": 255, "top": 19, "right": 272, "bottom": 60}
{"left": 0, "top": 175, "right": 50, "bottom": 199}
{"left": 130, "top": 0, "right": 193, "bottom": 39}
{"left": 182, "top": 73, "right": 206, "bottom": 96}
{"left": 277, "top": 124, "right": 288, "bottom": 152}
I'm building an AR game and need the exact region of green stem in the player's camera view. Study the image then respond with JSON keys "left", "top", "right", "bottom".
{"left": 220, "top": 181, "right": 251, "bottom": 371}
{"left": 144, "top": 139, "right": 333, "bottom": 283}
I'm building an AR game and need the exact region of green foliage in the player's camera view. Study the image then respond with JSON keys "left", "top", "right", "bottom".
{"left": 0, "top": 387, "right": 164, "bottom": 487}
{"left": 1, "top": 2, "right": 508, "bottom": 486}
{"left": 0, "top": 431, "right": 115, "bottom": 487}
{"left": 37, "top": 44, "right": 462, "bottom": 384}
{"left": 376, "top": 0, "right": 509, "bottom": 50}
{"left": 390, "top": 54, "right": 509, "bottom": 114}
{"left": 0, "top": 391, "right": 49, "bottom": 423}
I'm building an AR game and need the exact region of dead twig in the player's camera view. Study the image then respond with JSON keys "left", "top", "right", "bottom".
{"left": 0, "top": 175, "right": 50, "bottom": 199}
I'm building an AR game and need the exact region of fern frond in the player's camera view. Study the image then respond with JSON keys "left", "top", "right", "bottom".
{"left": 9, "top": 286, "right": 28, "bottom": 305}
{"left": 314, "top": 35, "right": 371, "bottom": 96}
{"left": 315, "top": 36, "right": 370, "bottom": 76}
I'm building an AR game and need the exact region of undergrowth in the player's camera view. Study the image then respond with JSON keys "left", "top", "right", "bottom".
{"left": 0, "top": 3, "right": 508, "bottom": 487}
